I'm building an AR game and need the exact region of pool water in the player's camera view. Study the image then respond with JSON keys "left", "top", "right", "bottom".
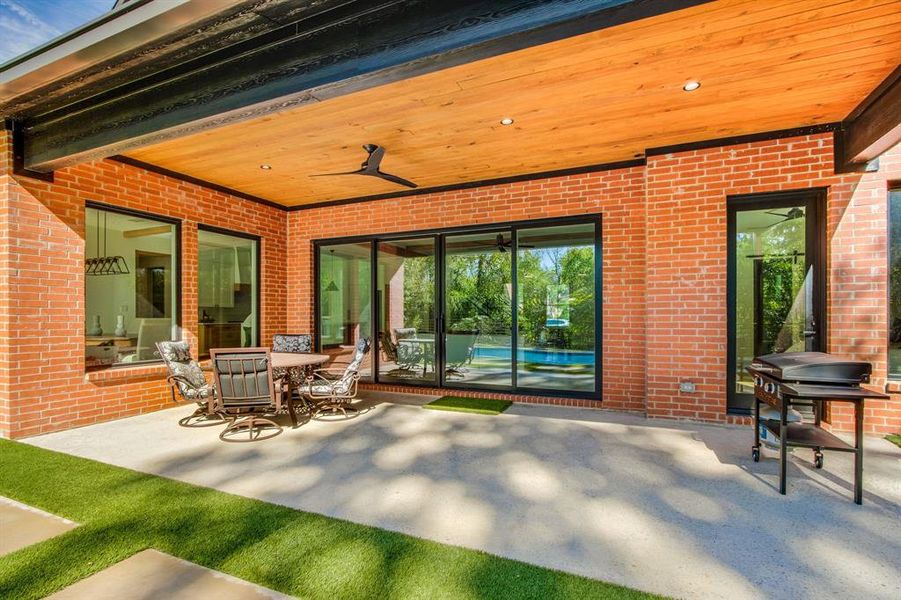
{"left": 473, "top": 346, "right": 595, "bottom": 365}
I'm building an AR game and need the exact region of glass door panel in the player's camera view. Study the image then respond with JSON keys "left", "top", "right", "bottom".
{"left": 377, "top": 237, "right": 437, "bottom": 383}
{"left": 318, "top": 242, "right": 372, "bottom": 378}
{"left": 443, "top": 231, "right": 512, "bottom": 388}
{"left": 516, "top": 223, "right": 597, "bottom": 392}
{"left": 729, "top": 195, "right": 822, "bottom": 412}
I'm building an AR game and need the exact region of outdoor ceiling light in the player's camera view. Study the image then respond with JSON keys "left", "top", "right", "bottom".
{"left": 260, "top": 164, "right": 272, "bottom": 170}
{"left": 682, "top": 80, "right": 701, "bottom": 92}
{"left": 499, "top": 117, "right": 514, "bottom": 125}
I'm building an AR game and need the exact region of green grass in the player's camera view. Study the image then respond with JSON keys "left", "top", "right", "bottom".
{"left": 423, "top": 396, "right": 512, "bottom": 415}
{"left": 886, "top": 434, "right": 901, "bottom": 448}
{"left": 0, "top": 440, "right": 661, "bottom": 600}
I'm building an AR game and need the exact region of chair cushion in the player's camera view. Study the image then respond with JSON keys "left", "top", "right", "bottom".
{"left": 272, "top": 334, "right": 312, "bottom": 354}
{"left": 169, "top": 360, "right": 209, "bottom": 390}
{"left": 157, "top": 340, "right": 192, "bottom": 363}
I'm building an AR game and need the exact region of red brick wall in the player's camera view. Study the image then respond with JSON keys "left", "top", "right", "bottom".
{"left": 287, "top": 167, "right": 648, "bottom": 412}
{"left": 645, "top": 134, "right": 899, "bottom": 433}
{"left": 288, "top": 134, "right": 900, "bottom": 434}
{"left": 0, "top": 130, "right": 287, "bottom": 438}
{"left": 2, "top": 127, "right": 899, "bottom": 437}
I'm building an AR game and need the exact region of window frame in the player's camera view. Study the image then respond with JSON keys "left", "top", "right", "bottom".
{"left": 84, "top": 201, "right": 182, "bottom": 370}
{"left": 196, "top": 223, "right": 262, "bottom": 350}
{"left": 889, "top": 187, "right": 901, "bottom": 379}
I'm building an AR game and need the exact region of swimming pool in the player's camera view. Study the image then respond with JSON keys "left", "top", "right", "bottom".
{"left": 472, "top": 346, "right": 595, "bottom": 365}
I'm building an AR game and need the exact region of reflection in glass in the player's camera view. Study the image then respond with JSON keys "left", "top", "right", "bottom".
{"left": 444, "top": 231, "right": 512, "bottom": 387}
{"left": 318, "top": 243, "right": 372, "bottom": 377}
{"left": 517, "top": 223, "right": 596, "bottom": 392}
{"left": 377, "top": 238, "right": 437, "bottom": 382}
{"left": 733, "top": 205, "right": 808, "bottom": 405}
{"left": 197, "top": 229, "right": 258, "bottom": 357}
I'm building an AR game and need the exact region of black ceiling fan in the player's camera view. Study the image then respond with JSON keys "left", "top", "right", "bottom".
{"left": 765, "top": 206, "right": 804, "bottom": 225}
{"left": 496, "top": 234, "right": 534, "bottom": 252}
{"left": 311, "top": 144, "right": 417, "bottom": 188}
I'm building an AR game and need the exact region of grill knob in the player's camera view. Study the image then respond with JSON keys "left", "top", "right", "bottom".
{"left": 754, "top": 376, "right": 764, "bottom": 387}
{"left": 764, "top": 382, "right": 776, "bottom": 394}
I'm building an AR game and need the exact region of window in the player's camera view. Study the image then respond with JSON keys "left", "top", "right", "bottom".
{"left": 197, "top": 227, "right": 260, "bottom": 357}
{"left": 85, "top": 206, "right": 179, "bottom": 369}
{"left": 890, "top": 189, "right": 901, "bottom": 378}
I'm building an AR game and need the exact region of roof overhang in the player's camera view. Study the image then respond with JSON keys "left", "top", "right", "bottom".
{"left": 1, "top": 0, "right": 899, "bottom": 207}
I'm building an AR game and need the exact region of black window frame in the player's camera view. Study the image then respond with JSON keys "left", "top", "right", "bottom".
{"left": 84, "top": 200, "right": 182, "bottom": 370}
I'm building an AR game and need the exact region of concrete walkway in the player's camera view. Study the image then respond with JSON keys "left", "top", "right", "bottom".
{"left": 0, "top": 496, "right": 76, "bottom": 556}
{"left": 25, "top": 392, "right": 901, "bottom": 600}
{"left": 46, "top": 550, "right": 292, "bottom": 599}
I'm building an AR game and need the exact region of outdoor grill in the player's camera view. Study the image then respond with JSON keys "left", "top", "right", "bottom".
{"left": 746, "top": 351, "right": 889, "bottom": 504}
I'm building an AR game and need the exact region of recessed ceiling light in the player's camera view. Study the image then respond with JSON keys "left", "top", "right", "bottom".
{"left": 682, "top": 80, "right": 701, "bottom": 92}
{"left": 500, "top": 117, "right": 514, "bottom": 126}
{"left": 260, "top": 164, "right": 272, "bottom": 170}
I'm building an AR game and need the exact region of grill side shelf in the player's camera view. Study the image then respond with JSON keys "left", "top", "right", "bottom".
{"left": 761, "top": 420, "right": 855, "bottom": 452}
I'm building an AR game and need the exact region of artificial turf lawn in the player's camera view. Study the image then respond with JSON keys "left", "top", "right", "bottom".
{"left": 886, "top": 434, "right": 901, "bottom": 448}
{"left": 0, "top": 440, "right": 662, "bottom": 600}
{"left": 423, "top": 396, "right": 512, "bottom": 415}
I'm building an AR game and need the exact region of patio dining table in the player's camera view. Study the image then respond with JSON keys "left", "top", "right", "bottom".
{"left": 271, "top": 352, "right": 329, "bottom": 425}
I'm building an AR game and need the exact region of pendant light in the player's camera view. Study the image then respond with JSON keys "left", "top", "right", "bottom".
{"left": 85, "top": 211, "right": 130, "bottom": 276}
{"left": 325, "top": 249, "right": 339, "bottom": 292}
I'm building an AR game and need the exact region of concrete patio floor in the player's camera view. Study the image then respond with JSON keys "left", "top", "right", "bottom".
{"left": 24, "top": 392, "right": 901, "bottom": 600}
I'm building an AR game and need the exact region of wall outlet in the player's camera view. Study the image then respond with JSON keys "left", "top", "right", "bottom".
{"left": 679, "top": 381, "right": 696, "bottom": 393}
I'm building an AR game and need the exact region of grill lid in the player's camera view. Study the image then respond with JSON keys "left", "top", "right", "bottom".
{"left": 751, "top": 352, "right": 871, "bottom": 384}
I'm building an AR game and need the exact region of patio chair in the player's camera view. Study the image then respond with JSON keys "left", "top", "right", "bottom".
{"left": 379, "top": 331, "right": 417, "bottom": 377}
{"left": 156, "top": 340, "right": 222, "bottom": 427}
{"left": 301, "top": 337, "right": 370, "bottom": 419}
{"left": 210, "top": 347, "right": 285, "bottom": 442}
{"left": 393, "top": 327, "right": 424, "bottom": 370}
{"left": 445, "top": 330, "right": 479, "bottom": 379}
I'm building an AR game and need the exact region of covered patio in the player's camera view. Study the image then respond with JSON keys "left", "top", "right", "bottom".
{"left": 2, "top": 0, "right": 901, "bottom": 596}
{"left": 23, "top": 392, "right": 901, "bottom": 600}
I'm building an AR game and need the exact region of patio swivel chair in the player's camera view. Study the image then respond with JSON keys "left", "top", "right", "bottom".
{"left": 272, "top": 333, "right": 313, "bottom": 422}
{"left": 301, "top": 337, "right": 370, "bottom": 419}
{"left": 210, "top": 348, "right": 285, "bottom": 442}
{"left": 156, "top": 340, "right": 221, "bottom": 427}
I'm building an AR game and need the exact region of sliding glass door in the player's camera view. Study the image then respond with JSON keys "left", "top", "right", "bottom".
{"left": 443, "top": 231, "right": 513, "bottom": 389}
{"left": 315, "top": 216, "right": 601, "bottom": 398}
{"left": 516, "top": 223, "right": 597, "bottom": 392}
{"left": 318, "top": 242, "right": 372, "bottom": 377}
{"left": 377, "top": 237, "right": 438, "bottom": 383}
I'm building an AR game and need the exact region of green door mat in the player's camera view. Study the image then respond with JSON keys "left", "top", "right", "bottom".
{"left": 423, "top": 396, "right": 512, "bottom": 415}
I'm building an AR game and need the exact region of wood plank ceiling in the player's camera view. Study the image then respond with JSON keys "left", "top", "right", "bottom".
{"left": 124, "top": 0, "right": 901, "bottom": 207}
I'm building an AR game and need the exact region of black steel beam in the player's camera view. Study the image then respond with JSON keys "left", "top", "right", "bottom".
{"left": 19, "top": 0, "right": 711, "bottom": 172}
{"left": 836, "top": 65, "right": 901, "bottom": 172}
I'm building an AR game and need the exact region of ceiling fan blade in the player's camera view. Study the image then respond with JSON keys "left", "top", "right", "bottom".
{"left": 375, "top": 170, "right": 418, "bottom": 188}
{"left": 765, "top": 210, "right": 789, "bottom": 218}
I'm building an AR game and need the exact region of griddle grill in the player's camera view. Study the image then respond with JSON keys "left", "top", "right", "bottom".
{"left": 746, "top": 352, "right": 888, "bottom": 504}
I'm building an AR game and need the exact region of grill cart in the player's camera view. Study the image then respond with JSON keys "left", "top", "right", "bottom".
{"left": 747, "top": 352, "right": 889, "bottom": 505}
